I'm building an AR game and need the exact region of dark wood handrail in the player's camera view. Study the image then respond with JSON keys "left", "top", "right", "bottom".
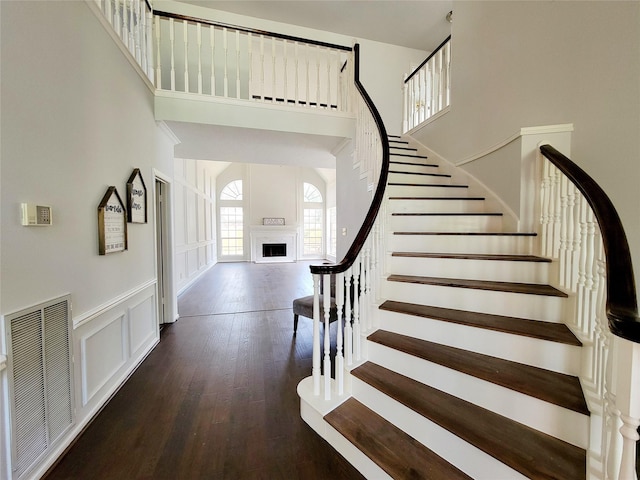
{"left": 310, "top": 44, "right": 390, "bottom": 275}
{"left": 405, "top": 35, "right": 451, "bottom": 84}
{"left": 540, "top": 145, "right": 640, "bottom": 343}
{"left": 153, "top": 10, "right": 353, "bottom": 52}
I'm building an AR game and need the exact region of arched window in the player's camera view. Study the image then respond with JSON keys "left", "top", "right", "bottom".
{"left": 303, "top": 183, "right": 323, "bottom": 257}
{"left": 219, "top": 180, "right": 244, "bottom": 257}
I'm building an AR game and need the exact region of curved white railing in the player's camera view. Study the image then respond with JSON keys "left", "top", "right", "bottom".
{"left": 539, "top": 145, "right": 639, "bottom": 480}
{"left": 403, "top": 36, "right": 451, "bottom": 133}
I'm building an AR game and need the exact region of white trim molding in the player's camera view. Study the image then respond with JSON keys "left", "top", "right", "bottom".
{"left": 456, "top": 124, "right": 574, "bottom": 167}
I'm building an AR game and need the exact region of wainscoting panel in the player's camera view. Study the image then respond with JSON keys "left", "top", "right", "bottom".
{"left": 128, "top": 293, "right": 156, "bottom": 358}
{"left": 80, "top": 313, "right": 126, "bottom": 406}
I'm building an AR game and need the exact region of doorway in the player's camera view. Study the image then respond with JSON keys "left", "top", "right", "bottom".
{"left": 155, "top": 177, "right": 170, "bottom": 326}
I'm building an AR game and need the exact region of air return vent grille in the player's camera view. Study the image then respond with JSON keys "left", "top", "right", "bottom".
{"left": 6, "top": 295, "right": 74, "bottom": 479}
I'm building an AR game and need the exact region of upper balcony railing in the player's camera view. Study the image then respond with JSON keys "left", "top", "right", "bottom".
{"left": 152, "top": 11, "right": 353, "bottom": 113}
{"left": 95, "top": 0, "right": 155, "bottom": 83}
{"left": 403, "top": 35, "right": 451, "bottom": 132}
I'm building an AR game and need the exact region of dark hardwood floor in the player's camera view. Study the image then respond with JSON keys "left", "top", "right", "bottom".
{"left": 46, "top": 261, "right": 364, "bottom": 480}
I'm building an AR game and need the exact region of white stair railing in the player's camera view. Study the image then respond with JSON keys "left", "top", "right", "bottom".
{"left": 539, "top": 145, "right": 640, "bottom": 480}
{"left": 309, "top": 44, "right": 389, "bottom": 401}
{"left": 152, "top": 10, "right": 353, "bottom": 113}
{"left": 403, "top": 36, "right": 451, "bottom": 133}
{"left": 94, "top": 0, "right": 155, "bottom": 83}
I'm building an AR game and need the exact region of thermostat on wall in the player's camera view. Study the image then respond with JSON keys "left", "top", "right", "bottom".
{"left": 21, "top": 203, "right": 52, "bottom": 226}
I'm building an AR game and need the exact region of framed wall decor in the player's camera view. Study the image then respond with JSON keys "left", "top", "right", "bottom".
{"left": 126, "top": 168, "right": 147, "bottom": 224}
{"left": 98, "top": 186, "right": 128, "bottom": 255}
{"left": 263, "top": 217, "right": 285, "bottom": 226}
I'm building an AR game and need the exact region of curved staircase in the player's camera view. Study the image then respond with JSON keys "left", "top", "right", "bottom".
{"left": 320, "top": 136, "right": 589, "bottom": 479}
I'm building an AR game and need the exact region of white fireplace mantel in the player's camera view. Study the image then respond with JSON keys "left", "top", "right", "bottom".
{"left": 250, "top": 225, "right": 299, "bottom": 263}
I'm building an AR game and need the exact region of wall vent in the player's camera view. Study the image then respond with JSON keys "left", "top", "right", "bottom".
{"left": 5, "top": 295, "right": 74, "bottom": 479}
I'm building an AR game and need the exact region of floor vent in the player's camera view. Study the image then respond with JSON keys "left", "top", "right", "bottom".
{"left": 5, "top": 295, "right": 74, "bottom": 479}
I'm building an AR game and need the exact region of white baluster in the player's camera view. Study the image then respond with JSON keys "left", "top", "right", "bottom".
{"left": 559, "top": 175, "right": 569, "bottom": 287}
{"left": 155, "top": 15, "right": 162, "bottom": 89}
{"left": 540, "top": 159, "right": 550, "bottom": 257}
{"left": 604, "top": 330, "right": 621, "bottom": 480}
{"left": 129, "top": 0, "right": 135, "bottom": 55}
{"left": 575, "top": 196, "right": 589, "bottom": 334}
{"left": 315, "top": 46, "right": 321, "bottom": 107}
{"left": 305, "top": 44, "right": 310, "bottom": 107}
{"left": 312, "top": 274, "right": 321, "bottom": 396}
{"left": 235, "top": 30, "right": 241, "bottom": 99}
{"left": 114, "top": 0, "right": 121, "bottom": 37}
{"left": 326, "top": 48, "right": 331, "bottom": 108}
{"left": 552, "top": 167, "right": 563, "bottom": 258}
{"left": 106, "top": 0, "right": 113, "bottom": 26}
{"left": 594, "top": 247, "right": 607, "bottom": 394}
{"left": 402, "top": 76, "right": 408, "bottom": 133}
{"left": 209, "top": 25, "right": 215, "bottom": 96}
{"left": 294, "top": 42, "right": 300, "bottom": 106}
{"left": 259, "top": 35, "right": 265, "bottom": 101}
{"left": 223, "top": 27, "right": 228, "bottom": 97}
{"left": 183, "top": 20, "right": 189, "bottom": 93}
{"left": 282, "top": 40, "right": 288, "bottom": 104}
{"left": 169, "top": 18, "right": 176, "bottom": 91}
{"left": 323, "top": 274, "right": 331, "bottom": 400}
{"left": 566, "top": 184, "right": 578, "bottom": 289}
{"left": 335, "top": 272, "right": 345, "bottom": 396}
{"left": 134, "top": 0, "right": 141, "bottom": 62}
{"left": 344, "top": 266, "right": 353, "bottom": 366}
{"left": 271, "top": 37, "right": 276, "bottom": 103}
{"left": 247, "top": 32, "right": 252, "bottom": 99}
{"left": 352, "top": 256, "right": 361, "bottom": 361}
{"left": 196, "top": 23, "right": 202, "bottom": 94}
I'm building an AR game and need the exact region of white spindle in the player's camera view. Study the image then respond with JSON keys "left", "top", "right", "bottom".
{"left": 315, "top": 46, "right": 321, "bottom": 107}
{"left": 335, "top": 272, "right": 345, "bottom": 396}
{"left": 305, "top": 44, "right": 310, "bottom": 107}
{"left": 196, "top": 23, "right": 202, "bottom": 94}
{"left": 247, "top": 32, "right": 252, "bottom": 99}
{"left": 133, "top": 0, "right": 141, "bottom": 62}
{"left": 114, "top": 0, "right": 122, "bottom": 37}
{"left": 282, "top": 40, "right": 288, "bottom": 103}
{"left": 129, "top": 0, "right": 135, "bottom": 55}
{"left": 235, "top": 30, "right": 241, "bottom": 99}
{"left": 271, "top": 37, "right": 276, "bottom": 103}
{"left": 182, "top": 20, "right": 189, "bottom": 93}
{"left": 155, "top": 15, "right": 162, "bottom": 89}
{"left": 323, "top": 274, "right": 331, "bottom": 400}
{"left": 169, "top": 18, "right": 176, "bottom": 91}
{"left": 106, "top": 0, "right": 113, "bottom": 26}
{"left": 352, "top": 256, "right": 361, "bottom": 361}
{"left": 259, "top": 35, "right": 265, "bottom": 101}
{"left": 214, "top": 25, "right": 216, "bottom": 97}
{"left": 223, "top": 27, "right": 229, "bottom": 97}
{"left": 344, "top": 267, "right": 353, "bottom": 366}
{"left": 312, "top": 274, "right": 320, "bottom": 396}
{"left": 294, "top": 42, "right": 300, "bottom": 106}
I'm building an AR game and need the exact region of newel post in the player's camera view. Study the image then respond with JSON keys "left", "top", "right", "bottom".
{"left": 613, "top": 336, "right": 640, "bottom": 480}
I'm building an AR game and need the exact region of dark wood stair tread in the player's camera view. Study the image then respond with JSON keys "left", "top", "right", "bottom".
{"left": 367, "top": 330, "right": 588, "bottom": 414}
{"left": 388, "top": 183, "right": 467, "bottom": 188}
{"left": 391, "top": 252, "right": 550, "bottom": 262}
{"left": 379, "top": 300, "right": 581, "bottom": 345}
{"left": 324, "top": 397, "right": 472, "bottom": 480}
{"left": 390, "top": 146, "right": 418, "bottom": 151}
{"left": 393, "top": 231, "right": 536, "bottom": 236}
{"left": 352, "top": 362, "right": 587, "bottom": 479}
{"left": 391, "top": 212, "right": 503, "bottom": 216}
{"left": 389, "top": 170, "right": 451, "bottom": 178}
{"left": 388, "top": 196, "right": 485, "bottom": 201}
{"left": 389, "top": 160, "right": 438, "bottom": 168}
{"left": 387, "top": 274, "right": 568, "bottom": 297}
{"left": 390, "top": 153, "right": 429, "bottom": 159}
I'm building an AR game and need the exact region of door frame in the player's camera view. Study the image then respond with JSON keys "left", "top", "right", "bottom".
{"left": 154, "top": 170, "right": 177, "bottom": 325}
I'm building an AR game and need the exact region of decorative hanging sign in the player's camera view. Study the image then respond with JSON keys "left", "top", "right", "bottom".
{"left": 126, "top": 168, "right": 147, "bottom": 224}
{"left": 98, "top": 186, "right": 128, "bottom": 255}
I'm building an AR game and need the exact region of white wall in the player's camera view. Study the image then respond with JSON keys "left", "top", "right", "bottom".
{"left": 214, "top": 162, "right": 328, "bottom": 261}
{"left": 413, "top": 0, "right": 640, "bottom": 294}
{"left": 0, "top": 1, "right": 175, "bottom": 477}
{"left": 174, "top": 159, "right": 222, "bottom": 294}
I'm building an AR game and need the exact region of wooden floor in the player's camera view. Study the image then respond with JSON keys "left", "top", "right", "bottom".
{"left": 46, "top": 261, "right": 364, "bottom": 480}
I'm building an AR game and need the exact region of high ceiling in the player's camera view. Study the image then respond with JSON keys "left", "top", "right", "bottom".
{"left": 176, "top": 1, "right": 453, "bottom": 51}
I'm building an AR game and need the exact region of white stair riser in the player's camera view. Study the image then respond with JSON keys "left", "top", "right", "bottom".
{"left": 386, "top": 185, "right": 469, "bottom": 197}
{"left": 378, "top": 310, "right": 581, "bottom": 375}
{"left": 351, "top": 377, "right": 529, "bottom": 479}
{"left": 388, "top": 162, "right": 439, "bottom": 173}
{"left": 389, "top": 214, "right": 503, "bottom": 232}
{"left": 387, "top": 198, "right": 487, "bottom": 214}
{"left": 388, "top": 172, "right": 452, "bottom": 185}
{"left": 389, "top": 234, "right": 535, "bottom": 255}
{"left": 388, "top": 256, "right": 551, "bottom": 284}
{"left": 364, "top": 344, "right": 590, "bottom": 448}
{"left": 384, "top": 280, "right": 567, "bottom": 322}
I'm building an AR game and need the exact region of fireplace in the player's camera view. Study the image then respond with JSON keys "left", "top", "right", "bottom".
{"left": 262, "top": 243, "right": 287, "bottom": 258}
{"left": 250, "top": 226, "right": 298, "bottom": 263}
